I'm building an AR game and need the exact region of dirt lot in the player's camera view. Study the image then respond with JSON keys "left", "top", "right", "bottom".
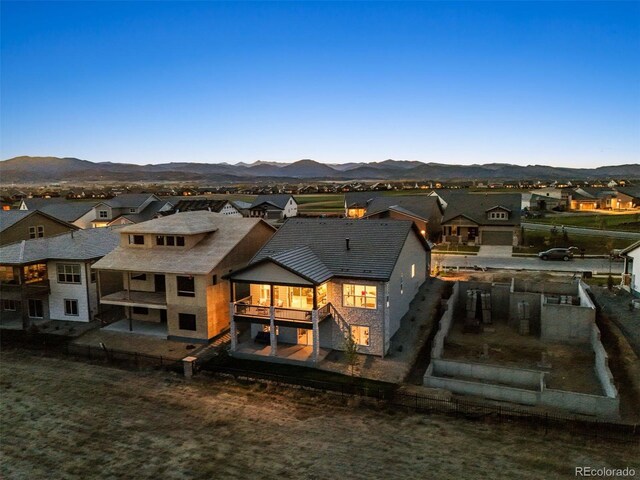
{"left": 1, "top": 350, "right": 638, "bottom": 480}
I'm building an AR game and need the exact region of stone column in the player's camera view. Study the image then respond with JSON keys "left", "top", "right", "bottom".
{"left": 229, "top": 302, "right": 237, "bottom": 352}
{"left": 311, "top": 310, "right": 319, "bottom": 363}
{"left": 269, "top": 306, "right": 277, "bottom": 356}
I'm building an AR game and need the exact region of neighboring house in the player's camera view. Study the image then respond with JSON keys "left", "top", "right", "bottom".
{"left": 529, "top": 187, "right": 571, "bottom": 210}
{"left": 0, "top": 228, "right": 120, "bottom": 328}
{"left": 344, "top": 192, "right": 380, "bottom": 218}
{"left": 440, "top": 193, "right": 522, "bottom": 246}
{"left": 621, "top": 241, "right": 640, "bottom": 297}
{"left": 249, "top": 195, "right": 298, "bottom": 220}
{"left": 91, "top": 194, "right": 172, "bottom": 227}
{"left": 521, "top": 193, "right": 561, "bottom": 211}
{"left": 228, "top": 218, "right": 430, "bottom": 366}
{"left": 362, "top": 195, "right": 443, "bottom": 242}
{"left": 168, "top": 199, "right": 242, "bottom": 217}
{"left": 569, "top": 187, "right": 616, "bottom": 211}
{"left": 612, "top": 187, "right": 640, "bottom": 210}
{"left": 91, "top": 212, "right": 276, "bottom": 343}
{"left": 38, "top": 202, "right": 98, "bottom": 229}
{"left": 0, "top": 210, "right": 78, "bottom": 246}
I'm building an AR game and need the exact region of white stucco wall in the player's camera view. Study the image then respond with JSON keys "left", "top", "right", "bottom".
{"left": 47, "top": 260, "right": 93, "bottom": 322}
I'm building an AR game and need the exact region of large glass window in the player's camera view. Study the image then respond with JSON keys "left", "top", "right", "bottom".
{"left": 28, "top": 299, "right": 43, "bottom": 318}
{"left": 351, "top": 325, "right": 370, "bottom": 346}
{"left": 343, "top": 284, "right": 377, "bottom": 309}
{"left": 0, "top": 266, "right": 15, "bottom": 284}
{"left": 57, "top": 264, "right": 81, "bottom": 284}
{"left": 177, "top": 276, "right": 195, "bottom": 297}
{"left": 23, "top": 264, "right": 47, "bottom": 284}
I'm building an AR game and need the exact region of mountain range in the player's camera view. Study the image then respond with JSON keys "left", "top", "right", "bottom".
{"left": 1, "top": 156, "right": 638, "bottom": 184}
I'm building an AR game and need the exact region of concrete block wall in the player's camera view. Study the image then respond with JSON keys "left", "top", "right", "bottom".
{"left": 540, "top": 301, "right": 594, "bottom": 344}
{"left": 430, "top": 282, "right": 459, "bottom": 359}
{"left": 432, "top": 359, "right": 543, "bottom": 389}
{"left": 425, "top": 375, "right": 539, "bottom": 405}
{"left": 591, "top": 324, "right": 619, "bottom": 399}
{"left": 540, "top": 389, "right": 619, "bottom": 419}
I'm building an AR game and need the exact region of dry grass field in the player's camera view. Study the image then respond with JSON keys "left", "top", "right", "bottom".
{"left": 1, "top": 350, "right": 638, "bottom": 480}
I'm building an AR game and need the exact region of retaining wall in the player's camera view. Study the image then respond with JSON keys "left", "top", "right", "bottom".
{"left": 432, "top": 359, "right": 543, "bottom": 389}
{"left": 430, "top": 281, "right": 459, "bottom": 359}
{"left": 425, "top": 375, "right": 539, "bottom": 405}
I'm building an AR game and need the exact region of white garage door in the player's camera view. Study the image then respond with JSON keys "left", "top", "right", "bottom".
{"left": 482, "top": 230, "right": 513, "bottom": 245}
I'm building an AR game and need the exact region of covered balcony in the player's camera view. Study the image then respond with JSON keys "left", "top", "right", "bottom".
{"left": 99, "top": 290, "right": 167, "bottom": 309}
{"left": 228, "top": 246, "right": 335, "bottom": 365}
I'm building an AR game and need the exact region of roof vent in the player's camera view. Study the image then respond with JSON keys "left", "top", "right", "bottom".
{"left": 346, "top": 238, "right": 350, "bottom": 250}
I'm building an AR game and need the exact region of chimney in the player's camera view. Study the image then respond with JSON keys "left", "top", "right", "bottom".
{"left": 346, "top": 238, "right": 350, "bottom": 250}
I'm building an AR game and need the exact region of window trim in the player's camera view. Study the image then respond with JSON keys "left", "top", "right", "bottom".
{"left": 98, "top": 210, "right": 109, "bottom": 219}
{"left": 57, "top": 263, "right": 82, "bottom": 284}
{"left": 28, "top": 299, "right": 44, "bottom": 318}
{"left": 350, "top": 325, "right": 370, "bottom": 346}
{"left": 2, "top": 299, "right": 17, "bottom": 311}
{"left": 342, "top": 283, "right": 377, "bottom": 310}
{"left": 64, "top": 298, "right": 79, "bottom": 316}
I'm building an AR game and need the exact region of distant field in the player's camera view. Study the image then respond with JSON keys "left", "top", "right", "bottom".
{"left": 527, "top": 213, "right": 640, "bottom": 232}
{"left": 2, "top": 351, "right": 638, "bottom": 480}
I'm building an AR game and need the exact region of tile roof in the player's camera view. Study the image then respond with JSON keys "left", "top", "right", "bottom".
{"left": 441, "top": 193, "right": 522, "bottom": 226}
{"left": 0, "top": 228, "right": 120, "bottom": 265}
{"left": 92, "top": 212, "right": 275, "bottom": 275}
{"left": 0, "top": 210, "right": 32, "bottom": 232}
{"left": 250, "top": 194, "right": 295, "bottom": 210}
{"left": 248, "top": 218, "right": 428, "bottom": 282}
{"left": 38, "top": 202, "right": 96, "bottom": 222}
{"left": 364, "top": 195, "right": 442, "bottom": 222}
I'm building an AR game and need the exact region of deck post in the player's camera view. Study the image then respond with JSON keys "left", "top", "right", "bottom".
{"left": 269, "top": 306, "right": 277, "bottom": 356}
{"left": 229, "top": 302, "right": 237, "bottom": 352}
{"left": 312, "top": 309, "right": 319, "bottom": 363}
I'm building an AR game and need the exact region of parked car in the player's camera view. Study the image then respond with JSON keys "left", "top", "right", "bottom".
{"left": 538, "top": 247, "right": 578, "bottom": 261}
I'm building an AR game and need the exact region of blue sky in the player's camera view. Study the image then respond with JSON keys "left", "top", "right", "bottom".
{"left": 1, "top": 1, "right": 639, "bottom": 167}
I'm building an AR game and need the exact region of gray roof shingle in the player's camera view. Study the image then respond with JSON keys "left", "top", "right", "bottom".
{"left": 441, "top": 193, "right": 522, "bottom": 226}
{"left": 0, "top": 228, "right": 120, "bottom": 265}
{"left": 38, "top": 202, "right": 96, "bottom": 222}
{"left": 250, "top": 194, "right": 294, "bottom": 210}
{"left": 364, "top": 195, "right": 442, "bottom": 222}
{"left": 0, "top": 211, "right": 32, "bottom": 232}
{"left": 267, "top": 246, "right": 333, "bottom": 284}
{"left": 248, "top": 218, "right": 428, "bottom": 282}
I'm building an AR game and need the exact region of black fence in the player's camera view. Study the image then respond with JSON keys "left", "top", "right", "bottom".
{"left": 206, "top": 365, "right": 639, "bottom": 445}
{"left": 62, "top": 343, "right": 184, "bottom": 372}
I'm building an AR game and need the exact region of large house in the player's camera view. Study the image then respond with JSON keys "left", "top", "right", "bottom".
{"left": 91, "top": 212, "right": 276, "bottom": 343}
{"left": 0, "top": 228, "right": 120, "bottom": 329}
{"left": 612, "top": 187, "right": 640, "bottom": 210}
{"left": 569, "top": 187, "right": 616, "bottom": 211}
{"left": 248, "top": 195, "right": 298, "bottom": 220}
{"left": 228, "top": 218, "right": 430, "bottom": 365}
{"left": 621, "top": 241, "right": 640, "bottom": 297}
{"left": 362, "top": 195, "right": 443, "bottom": 242}
{"left": 439, "top": 193, "right": 522, "bottom": 246}
{"left": 91, "top": 194, "right": 173, "bottom": 227}
{"left": 0, "top": 210, "right": 78, "bottom": 246}
{"left": 168, "top": 199, "right": 243, "bottom": 217}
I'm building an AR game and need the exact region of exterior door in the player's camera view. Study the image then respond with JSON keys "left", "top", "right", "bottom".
{"left": 297, "top": 328, "right": 313, "bottom": 346}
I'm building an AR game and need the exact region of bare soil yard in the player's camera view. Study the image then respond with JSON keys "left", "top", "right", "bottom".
{"left": 1, "top": 350, "right": 638, "bottom": 480}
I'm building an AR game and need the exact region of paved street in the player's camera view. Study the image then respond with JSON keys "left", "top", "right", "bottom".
{"left": 437, "top": 254, "right": 624, "bottom": 274}
{"left": 523, "top": 222, "right": 640, "bottom": 240}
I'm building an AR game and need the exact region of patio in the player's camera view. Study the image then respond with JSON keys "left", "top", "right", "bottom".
{"left": 103, "top": 318, "right": 168, "bottom": 338}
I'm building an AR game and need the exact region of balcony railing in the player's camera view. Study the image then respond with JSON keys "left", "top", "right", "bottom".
{"left": 233, "top": 300, "right": 333, "bottom": 323}
{"left": 0, "top": 279, "right": 50, "bottom": 295}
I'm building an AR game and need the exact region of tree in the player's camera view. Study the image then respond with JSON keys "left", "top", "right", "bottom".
{"left": 343, "top": 330, "right": 360, "bottom": 377}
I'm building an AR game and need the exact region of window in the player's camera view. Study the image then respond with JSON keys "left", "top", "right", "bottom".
{"left": 2, "top": 299, "right": 16, "bottom": 311}
{"left": 129, "top": 235, "right": 144, "bottom": 245}
{"left": 177, "top": 276, "right": 195, "bottom": 297}
{"left": 166, "top": 236, "right": 175, "bottom": 246}
{"left": 64, "top": 299, "right": 79, "bottom": 316}
{"left": 0, "top": 266, "right": 15, "bottom": 284}
{"left": 129, "top": 208, "right": 137, "bottom": 213}
{"left": 489, "top": 211, "right": 508, "bottom": 220}
{"left": 176, "top": 236, "right": 185, "bottom": 247}
{"left": 132, "top": 306, "right": 149, "bottom": 315}
{"left": 262, "top": 325, "right": 280, "bottom": 335}
{"left": 400, "top": 274, "right": 404, "bottom": 295}
{"left": 156, "top": 235, "right": 165, "bottom": 246}
{"left": 91, "top": 271, "right": 96, "bottom": 283}
{"left": 23, "top": 264, "right": 47, "bottom": 284}
{"left": 28, "top": 299, "right": 43, "bottom": 318}
{"left": 351, "top": 325, "right": 370, "bottom": 346}
{"left": 131, "top": 273, "right": 147, "bottom": 281}
{"left": 57, "top": 264, "right": 81, "bottom": 284}
{"left": 211, "top": 274, "right": 217, "bottom": 286}
{"left": 178, "top": 313, "right": 197, "bottom": 331}
{"left": 411, "top": 264, "right": 416, "bottom": 278}
{"left": 343, "top": 284, "right": 377, "bottom": 309}
{"left": 28, "top": 226, "right": 44, "bottom": 239}
{"left": 98, "top": 210, "right": 108, "bottom": 219}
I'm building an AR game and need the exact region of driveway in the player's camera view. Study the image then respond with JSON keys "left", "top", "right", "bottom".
{"left": 478, "top": 245, "right": 513, "bottom": 257}
{"left": 523, "top": 222, "right": 640, "bottom": 240}
{"left": 438, "top": 254, "right": 624, "bottom": 274}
